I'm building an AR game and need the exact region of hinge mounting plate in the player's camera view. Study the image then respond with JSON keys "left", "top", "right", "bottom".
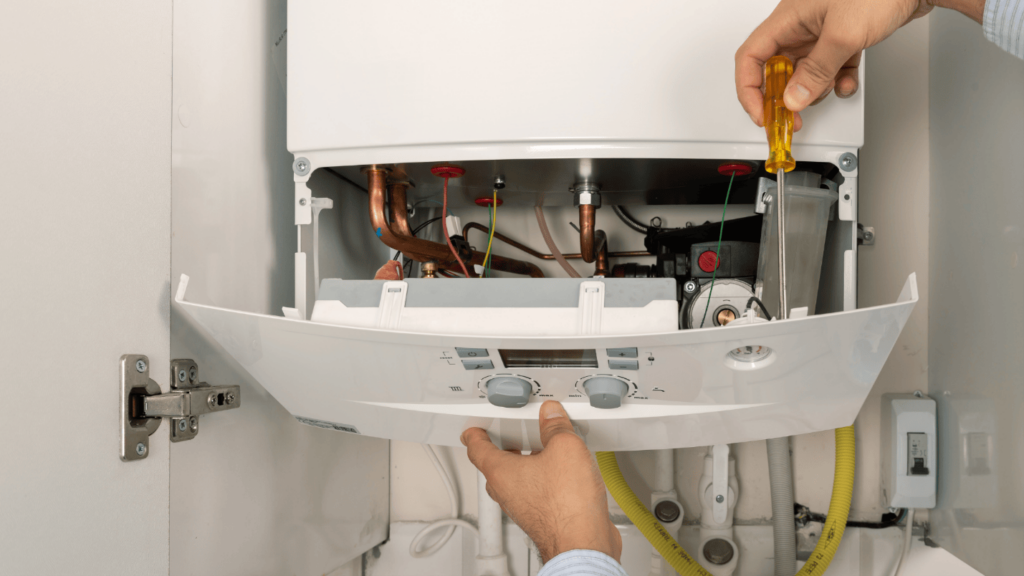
{"left": 119, "top": 354, "right": 241, "bottom": 461}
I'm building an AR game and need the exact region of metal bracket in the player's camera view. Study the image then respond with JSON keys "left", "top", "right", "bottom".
{"left": 712, "top": 444, "right": 730, "bottom": 523}
{"left": 857, "top": 223, "right": 875, "bottom": 246}
{"left": 120, "top": 355, "right": 241, "bottom": 461}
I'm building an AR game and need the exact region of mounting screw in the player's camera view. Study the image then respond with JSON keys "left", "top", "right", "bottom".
{"left": 189, "top": 367, "right": 197, "bottom": 382}
{"left": 762, "top": 193, "right": 773, "bottom": 205}
{"left": 683, "top": 280, "right": 698, "bottom": 294}
{"left": 225, "top": 392, "right": 236, "bottom": 406}
{"left": 493, "top": 175, "right": 506, "bottom": 190}
{"left": 293, "top": 157, "right": 311, "bottom": 176}
{"left": 189, "top": 417, "right": 199, "bottom": 432}
{"left": 838, "top": 152, "right": 857, "bottom": 172}
{"left": 649, "top": 216, "right": 663, "bottom": 228}
{"left": 177, "top": 419, "right": 188, "bottom": 431}
{"left": 208, "top": 393, "right": 218, "bottom": 408}
{"left": 715, "top": 494, "right": 725, "bottom": 503}
{"left": 299, "top": 198, "right": 307, "bottom": 206}
{"left": 685, "top": 221, "right": 694, "bottom": 228}
{"left": 177, "top": 369, "right": 187, "bottom": 382}
{"left": 135, "top": 359, "right": 147, "bottom": 373}
{"left": 135, "top": 442, "right": 147, "bottom": 456}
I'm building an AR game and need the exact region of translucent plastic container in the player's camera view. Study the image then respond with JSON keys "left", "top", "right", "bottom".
{"left": 756, "top": 172, "right": 838, "bottom": 318}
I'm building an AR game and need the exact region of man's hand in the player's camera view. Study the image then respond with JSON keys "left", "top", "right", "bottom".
{"left": 461, "top": 401, "right": 622, "bottom": 563}
{"left": 735, "top": 0, "right": 984, "bottom": 128}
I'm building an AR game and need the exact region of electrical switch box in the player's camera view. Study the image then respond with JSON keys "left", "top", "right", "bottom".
{"left": 881, "top": 394, "right": 937, "bottom": 509}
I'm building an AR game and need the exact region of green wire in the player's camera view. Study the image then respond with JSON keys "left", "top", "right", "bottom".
{"left": 699, "top": 171, "right": 736, "bottom": 328}
{"left": 485, "top": 205, "right": 494, "bottom": 278}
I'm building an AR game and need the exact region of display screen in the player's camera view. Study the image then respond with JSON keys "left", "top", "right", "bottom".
{"left": 499, "top": 349, "right": 598, "bottom": 368}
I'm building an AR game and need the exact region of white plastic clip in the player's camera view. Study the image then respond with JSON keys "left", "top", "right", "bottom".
{"left": 712, "top": 444, "right": 729, "bottom": 524}
{"left": 577, "top": 281, "right": 605, "bottom": 335}
{"left": 375, "top": 281, "right": 407, "bottom": 329}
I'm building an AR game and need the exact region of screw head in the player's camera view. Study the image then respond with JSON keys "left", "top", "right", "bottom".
{"left": 208, "top": 393, "right": 218, "bottom": 408}
{"left": 762, "top": 193, "right": 773, "bottom": 204}
{"left": 135, "top": 442, "right": 147, "bottom": 456}
{"left": 293, "top": 157, "right": 311, "bottom": 176}
{"left": 135, "top": 359, "right": 147, "bottom": 373}
{"left": 649, "top": 216, "right": 663, "bottom": 228}
{"left": 177, "top": 369, "right": 187, "bottom": 382}
{"left": 190, "top": 417, "right": 199, "bottom": 432}
{"left": 177, "top": 419, "right": 188, "bottom": 431}
{"left": 685, "top": 221, "right": 694, "bottom": 228}
{"left": 684, "top": 280, "right": 698, "bottom": 294}
{"left": 715, "top": 494, "right": 725, "bottom": 503}
{"left": 299, "top": 198, "right": 307, "bottom": 206}
{"left": 838, "top": 152, "right": 858, "bottom": 172}
{"left": 225, "top": 392, "right": 236, "bottom": 406}
{"left": 189, "top": 367, "right": 197, "bottom": 382}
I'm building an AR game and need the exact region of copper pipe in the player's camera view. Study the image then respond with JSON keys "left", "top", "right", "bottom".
{"left": 594, "top": 231, "right": 609, "bottom": 277}
{"left": 366, "top": 168, "right": 543, "bottom": 278}
{"left": 461, "top": 222, "right": 649, "bottom": 260}
{"left": 579, "top": 205, "right": 597, "bottom": 263}
{"left": 388, "top": 181, "right": 413, "bottom": 237}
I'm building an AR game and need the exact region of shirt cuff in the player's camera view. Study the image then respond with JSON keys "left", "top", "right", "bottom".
{"left": 983, "top": 0, "right": 1024, "bottom": 59}
{"left": 537, "top": 549, "right": 628, "bottom": 576}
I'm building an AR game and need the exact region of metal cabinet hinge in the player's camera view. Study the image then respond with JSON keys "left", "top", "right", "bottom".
{"left": 120, "top": 355, "right": 240, "bottom": 461}
{"left": 857, "top": 223, "right": 875, "bottom": 246}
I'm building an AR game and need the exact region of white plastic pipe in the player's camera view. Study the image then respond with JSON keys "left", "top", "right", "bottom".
{"left": 476, "top": 470, "right": 510, "bottom": 576}
{"left": 653, "top": 449, "right": 674, "bottom": 493}
{"left": 766, "top": 437, "right": 796, "bottom": 576}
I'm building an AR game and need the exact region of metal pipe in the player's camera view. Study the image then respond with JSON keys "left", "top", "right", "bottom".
{"left": 461, "top": 222, "right": 649, "bottom": 260}
{"left": 594, "top": 231, "right": 609, "bottom": 277}
{"left": 776, "top": 171, "right": 788, "bottom": 319}
{"left": 388, "top": 181, "right": 414, "bottom": 237}
{"left": 366, "top": 168, "right": 544, "bottom": 277}
{"left": 580, "top": 205, "right": 597, "bottom": 262}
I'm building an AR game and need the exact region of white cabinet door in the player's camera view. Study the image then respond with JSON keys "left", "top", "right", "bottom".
{"left": 0, "top": 2, "right": 173, "bottom": 574}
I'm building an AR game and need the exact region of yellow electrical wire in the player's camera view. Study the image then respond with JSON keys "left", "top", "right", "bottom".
{"left": 481, "top": 190, "right": 497, "bottom": 278}
{"left": 596, "top": 425, "right": 855, "bottom": 576}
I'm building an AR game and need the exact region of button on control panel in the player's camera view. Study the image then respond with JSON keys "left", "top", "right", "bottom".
{"left": 456, "top": 348, "right": 489, "bottom": 358}
{"left": 608, "top": 359, "right": 639, "bottom": 370}
{"left": 606, "top": 347, "right": 638, "bottom": 358}
{"left": 462, "top": 359, "right": 494, "bottom": 370}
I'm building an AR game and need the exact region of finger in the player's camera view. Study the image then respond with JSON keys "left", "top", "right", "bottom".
{"left": 835, "top": 52, "right": 861, "bottom": 98}
{"left": 785, "top": 30, "right": 861, "bottom": 112}
{"left": 810, "top": 79, "right": 835, "bottom": 106}
{"left": 462, "top": 427, "right": 517, "bottom": 477}
{"left": 538, "top": 401, "right": 578, "bottom": 447}
{"left": 735, "top": 24, "right": 782, "bottom": 126}
{"left": 794, "top": 111, "right": 803, "bottom": 133}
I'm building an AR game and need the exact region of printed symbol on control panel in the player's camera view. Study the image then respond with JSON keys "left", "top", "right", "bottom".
{"left": 647, "top": 353, "right": 655, "bottom": 364}
{"left": 440, "top": 351, "right": 455, "bottom": 365}
{"left": 652, "top": 387, "right": 665, "bottom": 393}
{"left": 449, "top": 386, "right": 463, "bottom": 392}
{"left": 466, "top": 351, "right": 481, "bottom": 357}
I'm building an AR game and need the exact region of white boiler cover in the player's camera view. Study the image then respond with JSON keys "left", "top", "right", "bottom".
{"left": 175, "top": 274, "right": 917, "bottom": 451}
{"left": 287, "top": 0, "right": 864, "bottom": 168}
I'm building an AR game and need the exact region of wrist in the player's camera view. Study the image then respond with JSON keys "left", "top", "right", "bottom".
{"left": 929, "top": 0, "right": 985, "bottom": 23}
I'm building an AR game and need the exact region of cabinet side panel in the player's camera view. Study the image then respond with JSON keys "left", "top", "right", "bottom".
{"left": 0, "top": 1, "right": 172, "bottom": 573}
{"left": 170, "top": 1, "right": 389, "bottom": 574}
{"left": 929, "top": 10, "right": 1024, "bottom": 575}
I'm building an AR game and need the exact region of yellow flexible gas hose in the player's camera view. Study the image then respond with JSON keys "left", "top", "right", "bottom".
{"left": 596, "top": 425, "right": 855, "bottom": 576}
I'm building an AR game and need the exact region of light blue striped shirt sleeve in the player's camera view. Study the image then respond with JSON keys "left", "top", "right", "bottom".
{"left": 537, "top": 550, "right": 628, "bottom": 576}
{"left": 984, "top": 0, "right": 1024, "bottom": 59}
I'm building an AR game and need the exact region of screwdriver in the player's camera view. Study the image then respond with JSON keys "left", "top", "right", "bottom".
{"left": 763, "top": 55, "right": 796, "bottom": 319}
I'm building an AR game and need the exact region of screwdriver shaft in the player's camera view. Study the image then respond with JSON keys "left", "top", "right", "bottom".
{"left": 777, "top": 170, "right": 787, "bottom": 320}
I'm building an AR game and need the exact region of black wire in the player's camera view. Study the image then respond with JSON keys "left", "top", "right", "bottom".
{"left": 411, "top": 216, "right": 442, "bottom": 237}
{"left": 745, "top": 296, "right": 772, "bottom": 319}
{"left": 324, "top": 167, "right": 369, "bottom": 194}
{"left": 795, "top": 502, "right": 906, "bottom": 529}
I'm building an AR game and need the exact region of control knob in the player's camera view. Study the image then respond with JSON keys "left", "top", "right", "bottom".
{"left": 583, "top": 377, "right": 628, "bottom": 409}
{"left": 485, "top": 377, "right": 532, "bottom": 408}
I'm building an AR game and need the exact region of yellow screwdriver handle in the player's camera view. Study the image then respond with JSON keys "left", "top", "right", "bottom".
{"left": 764, "top": 55, "right": 796, "bottom": 174}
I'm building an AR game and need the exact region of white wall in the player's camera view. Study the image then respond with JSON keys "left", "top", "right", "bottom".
{"left": 928, "top": 10, "right": 1024, "bottom": 576}
{"left": 0, "top": 1, "right": 172, "bottom": 573}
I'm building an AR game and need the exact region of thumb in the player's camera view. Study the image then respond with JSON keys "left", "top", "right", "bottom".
{"left": 784, "top": 31, "right": 861, "bottom": 112}
{"left": 538, "top": 401, "right": 578, "bottom": 447}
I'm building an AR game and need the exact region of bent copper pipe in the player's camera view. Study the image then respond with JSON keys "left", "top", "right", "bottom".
{"left": 388, "top": 181, "right": 414, "bottom": 237}
{"left": 366, "top": 168, "right": 543, "bottom": 278}
{"left": 461, "top": 222, "right": 649, "bottom": 260}
{"left": 579, "top": 205, "right": 597, "bottom": 263}
{"left": 594, "top": 231, "right": 609, "bottom": 277}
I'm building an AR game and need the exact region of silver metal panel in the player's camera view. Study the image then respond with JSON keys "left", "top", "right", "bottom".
{"left": 928, "top": 11, "right": 1024, "bottom": 575}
